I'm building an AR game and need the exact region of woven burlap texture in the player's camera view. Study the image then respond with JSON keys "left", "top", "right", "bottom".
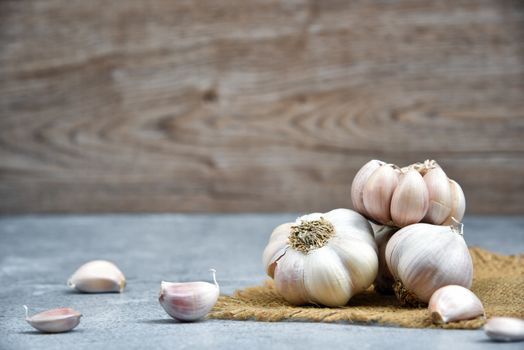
{"left": 209, "top": 248, "right": 524, "bottom": 329}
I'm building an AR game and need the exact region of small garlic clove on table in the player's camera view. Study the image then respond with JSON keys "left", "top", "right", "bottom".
{"left": 159, "top": 269, "right": 219, "bottom": 322}
{"left": 484, "top": 317, "right": 524, "bottom": 342}
{"left": 428, "top": 285, "right": 484, "bottom": 324}
{"left": 68, "top": 260, "right": 126, "bottom": 293}
{"left": 24, "top": 305, "right": 81, "bottom": 333}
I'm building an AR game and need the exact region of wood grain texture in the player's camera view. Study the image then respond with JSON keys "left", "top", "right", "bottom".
{"left": 1, "top": 0, "right": 523, "bottom": 214}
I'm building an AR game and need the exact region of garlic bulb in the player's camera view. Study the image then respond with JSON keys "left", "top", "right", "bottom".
{"left": 429, "top": 285, "right": 484, "bottom": 324}
{"left": 24, "top": 305, "right": 81, "bottom": 333}
{"left": 351, "top": 159, "right": 465, "bottom": 227}
{"left": 484, "top": 317, "right": 524, "bottom": 342}
{"left": 159, "top": 269, "right": 219, "bottom": 322}
{"left": 68, "top": 260, "right": 126, "bottom": 293}
{"left": 373, "top": 225, "right": 397, "bottom": 294}
{"left": 385, "top": 221, "right": 473, "bottom": 305}
{"left": 262, "top": 208, "right": 378, "bottom": 307}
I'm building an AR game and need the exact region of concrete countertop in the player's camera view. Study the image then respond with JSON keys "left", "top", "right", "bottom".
{"left": 1, "top": 214, "right": 523, "bottom": 349}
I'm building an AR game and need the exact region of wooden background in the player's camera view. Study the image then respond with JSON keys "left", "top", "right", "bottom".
{"left": 1, "top": 0, "right": 523, "bottom": 214}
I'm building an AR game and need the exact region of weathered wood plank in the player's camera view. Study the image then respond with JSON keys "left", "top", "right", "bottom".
{"left": 0, "top": 0, "right": 523, "bottom": 213}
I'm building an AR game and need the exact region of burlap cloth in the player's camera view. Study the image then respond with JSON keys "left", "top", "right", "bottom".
{"left": 209, "top": 248, "right": 524, "bottom": 329}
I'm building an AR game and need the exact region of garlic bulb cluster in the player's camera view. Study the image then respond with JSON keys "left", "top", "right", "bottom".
{"left": 262, "top": 208, "right": 378, "bottom": 307}
{"left": 159, "top": 269, "right": 219, "bottom": 322}
{"left": 429, "top": 285, "right": 484, "bottom": 324}
{"left": 385, "top": 221, "right": 473, "bottom": 305}
{"left": 68, "top": 260, "right": 126, "bottom": 293}
{"left": 351, "top": 159, "right": 465, "bottom": 227}
{"left": 24, "top": 305, "right": 81, "bottom": 333}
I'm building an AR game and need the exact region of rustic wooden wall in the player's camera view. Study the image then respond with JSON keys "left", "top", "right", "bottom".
{"left": 1, "top": 0, "right": 523, "bottom": 214}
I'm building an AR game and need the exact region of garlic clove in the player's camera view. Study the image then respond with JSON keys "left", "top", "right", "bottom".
{"left": 304, "top": 246, "right": 352, "bottom": 307}
{"left": 484, "top": 317, "right": 524, "bottom": 342}
{"left": 429, "top": 285, "right": 484, "bottom": 324}
{"left": 68, "top": 260, "right": 126, "bottom": 293}
{"left": 263, "top": 223, "right": 292, "bottom": 277}
{"left": 159, "top": 269, "right": 219, "bottom": 322}
{"left": 324, "top": 208, "right": 377, "bottom": 250}
{"left": 328, "top": 236, "right": 378, "bottom": 294}
{"left": 24, "top": 305, "right": 81, "bottom": 333}
{"left": 363, "top": 165, "right": 399, "bottom": 225}
{"left": 442, "top": 179, "right": 466, "bottom": 225}
{"left": 351, "top": 160, "right": 385, "bottom": 216}
{"left": 274, "top": 249, "right": 309, "bottom": 305}
{"left": 390, "top": 169, "right": 429, "bottom": 227}
{"left": 423, "top": 166, "right": 452, "bottom": 225}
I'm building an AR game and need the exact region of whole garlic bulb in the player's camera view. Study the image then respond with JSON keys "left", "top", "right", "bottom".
{"left": 351, "top": 159, "right": 465, "bottom": 227}
{"left": 262, "top": 208, "right": 378, "bottom": 307}
{"left": 385, "top": 221, "right": 473, "bottom": 305}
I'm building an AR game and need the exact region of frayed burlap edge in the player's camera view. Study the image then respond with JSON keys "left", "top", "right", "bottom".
{"left": 209, "top": 247, "right": 524, "bottom": 329}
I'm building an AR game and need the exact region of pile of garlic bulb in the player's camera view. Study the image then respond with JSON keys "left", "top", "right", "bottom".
{"left": 351, "top": 159, "right": 465, "bottom": 228}
{"left": 262, "top": 158, "right": 494, "bottom": 326}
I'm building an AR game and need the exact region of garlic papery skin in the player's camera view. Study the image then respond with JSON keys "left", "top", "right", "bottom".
{"left": 263, "top": 208, "right": 378, "bottom": 307}
{"left": 373, "top": 225, "right": 397, "bottom": 294}
{"left": 351, "top": 160, "right": 385, "bottom": 217}
{"left": 385, "top": 221, "right": 473, "bottom": 306}
{"left": 363, "top": 165, "right": 399, "bottom": 225}
{"left": 423, "top": 165, "right": 452, "bottom": 225}
{"left": 159, "top": 269, "right": 219, "bottom": 322}
{"left": 23, "top": 305, "right": 81, "bottom": 333}
{"left": 428, "top": 285, "right": 484, "bottom": 324}
{"left": 442, "top": 180, "right": 466, "bottom": 225}
{"left": 390, "top": 169, "right": 429, "bottom": 228}
{"left": 484, "top": 317, "right": 524, "bottom": 342}
{"left": 68, "top": 260, "right": 126, "bottom": 293}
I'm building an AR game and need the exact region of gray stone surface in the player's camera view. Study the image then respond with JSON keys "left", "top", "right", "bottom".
{"left": 0, "top": 214, "right": 523, "bottom": 350}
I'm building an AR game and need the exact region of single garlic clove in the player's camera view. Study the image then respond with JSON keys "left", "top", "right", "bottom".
{"left": 262, "top": 223, "right": 292, "bottom": 278}
{"left": 362, "top": 165, "right": 399, "bottom": 225}
{"left": 24, "top": 305, "right": 81, "bottom": 333}
{"left": 303, "top": 246, "right": 352, "bottom": 307}
{"left": 423, "top": 166, "right": 452, "bottom": 225}
{"left": 68, "top": 260, "right": 126, "bottom": 293}
{"left": 351, "top": 160, "right": 385, "bottom": 216}
{"left": 428, "top": 285, "right": 484, "bottom": 324}
{"left": 274, "top": 249, "right": 309, "bottom": 305}
{"left": 159, "top": 269, "right": 219, "bottom": 322}
{"left": 484, "top": 317, "right": 524, "bottom": 342}
{"left": 442, "top": 179, "right": 466, "bottom": 225}
{"left": 390, "top": 169, "right": 429, "bottom": 227}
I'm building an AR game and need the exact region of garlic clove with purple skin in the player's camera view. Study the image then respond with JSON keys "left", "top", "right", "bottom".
{"left": 423, "top": 165, "right": 452, "bottom": 225}
{"left": 159, "top": 269, "right": 219, "bottom": 322}
{"left": 362, "top": 165, "right": 399, "bottom": 225}
{"left": 442, "top": 179, "right": 466, "bottom": 225}
{"left": 390, "top": 169, "right": 429, "bottom": 227}
{"left": 429, "top": 285, "right": 484, "bottom": 324}
{"left": 68, "top": 260, "right": 126, "bottom": 293}
{"left": 484, "top": 317, "right": 524, "bottom": 342}
{"left": 24, "top": 305, "right": 82, "bottom": 333}
{"left": 351, "top": 160, "right": 385, "bottom": 217}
